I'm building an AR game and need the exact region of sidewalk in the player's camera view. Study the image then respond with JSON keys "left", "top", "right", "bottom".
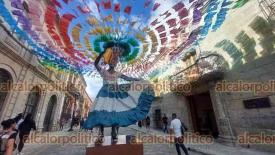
{"left": 128, "top": 125, "right": 274, "bottom": 155}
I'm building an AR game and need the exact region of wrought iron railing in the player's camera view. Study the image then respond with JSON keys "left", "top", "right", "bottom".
{"left": 259, "top": 0, "right": 275, "bottom": 21}
{"left": 170, "top": 54, "right": 227, "bottom": 85}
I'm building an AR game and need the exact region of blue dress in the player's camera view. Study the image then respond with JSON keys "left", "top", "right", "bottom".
{"left": 84, "top": 70, "right": 155, "bottom": 129}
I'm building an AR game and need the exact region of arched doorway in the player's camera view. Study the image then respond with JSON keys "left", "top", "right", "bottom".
{"left": 0, "top": 69, "right": 12, "bottom": 115}
{"left": 188, "top": 92, "right": 219, "bottom": 138}
{"left": 24, "top": 86, "right": 41, "bottom": 118}
{"left": 153, "top": 109, "right": 162, "bottom": 129}
{"left": 43, "top": 95, "right": 57, "bottom": 131}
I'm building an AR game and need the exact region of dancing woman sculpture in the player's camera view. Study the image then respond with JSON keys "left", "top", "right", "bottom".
{"left": 84, "top": 43, "right": 155, "bottom": 141}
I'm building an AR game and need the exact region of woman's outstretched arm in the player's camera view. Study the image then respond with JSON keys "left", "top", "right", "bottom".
{"left": 120, "top": 74, "right": 142, "bottom": 81}
{"left": 94, "top": 52, "right": 105, "bottom": 72}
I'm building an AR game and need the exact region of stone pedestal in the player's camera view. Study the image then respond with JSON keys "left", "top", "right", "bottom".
{"left": 86, "top": 135, "right": 143, "bottom": 155}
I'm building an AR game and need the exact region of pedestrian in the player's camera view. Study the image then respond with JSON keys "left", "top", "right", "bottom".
{"left": 68, "top": 117, "right": 76, "bottom": 131}
{"left": 0, "top": 119, "right": 17, "bottom": 155}
{"left": 17, "top": 114, "right": 36, "bottom": 155}
{"left": 169, "top": 113, "right": 189, "bottom": 155}
{"left": 13, "top": 113, "right": 24, "bottom": 131}
{"left": 80, "top": 118, "right": 85, "bottom": 131}
{"left": 145, "top": 116, "right": 150, "bottom": 132}
{"left": 162, "top": 114, "right": 168, "bottom": 133}
{"left": 138, "top": 120, "right": 142, "bottom": 128}
{"left": 59, "top": 118, "right": 64, "bottom": 131}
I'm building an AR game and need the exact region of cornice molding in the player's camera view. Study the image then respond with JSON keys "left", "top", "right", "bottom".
{"left": 0, "top": 42, "right": 52, "bottom": 82}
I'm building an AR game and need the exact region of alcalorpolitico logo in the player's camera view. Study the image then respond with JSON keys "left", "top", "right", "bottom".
{"left": 238, "top": 132, "right": 275, "bottom": 145}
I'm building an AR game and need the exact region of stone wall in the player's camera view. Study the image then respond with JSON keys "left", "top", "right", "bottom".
{"left": 216, "top": 53, "right": 275, "bottom": 152}
{"left": 0, "top": 25, "right": 67, "bottom": 132}
{"left": 149, "top": 92, "right": 193, "bottom": 130}
{"left": 152, "top": 0, "right": 275, "bottom": 152}
{"left": 151, "top": 52, "right": 275, "bottom": 152}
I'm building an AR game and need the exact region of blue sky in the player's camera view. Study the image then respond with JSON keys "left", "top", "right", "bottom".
{"left": 85, "top": 75, "right": 102, "bottom": 100}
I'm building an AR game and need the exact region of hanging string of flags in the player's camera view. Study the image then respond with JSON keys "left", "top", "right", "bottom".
{"left": 0, "top": 0, "right": 248, "bottom": 78}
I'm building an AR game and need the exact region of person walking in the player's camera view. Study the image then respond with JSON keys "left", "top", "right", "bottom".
{"left": 162, "top": 114, "right": 168, "bottom": 133}
{"left": 145, "top": 116, "right": 150, "bottom": 132}
{"left": 169, "top": 113, "right": 189, "bottom": 155}
{"left": 138, "top": 120, "right": 142, "bottom": 128}
{"left": 17, "top": 114, "right": 36, "bottom": 155}
{"left": 59, "top": 118, "right": 64, "bottom": 131}
{"left": 0, "top": 119, "right": 17, "bottom": 155}
{"left": 13, "top": 113, "right": 24, "bottom": 131}
{"left": 12, "top": 113, "right": 24, "bottom": 148}
{"left": 80, "top": 118, "right": 85, "bottom": 131}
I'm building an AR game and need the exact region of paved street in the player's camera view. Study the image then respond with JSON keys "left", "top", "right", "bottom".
{"left": 22, "top": 127, "right": 204, "bottom": 155}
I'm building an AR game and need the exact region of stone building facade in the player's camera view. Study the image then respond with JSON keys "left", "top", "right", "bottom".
{"left": 0, "top": 23, "right": 92, "bottom": 131}
{"left": 82, "top": 91, "right": 93, "bottom": 119}
{"left": 149, "top": 0, "right": 275, "bottom": 152}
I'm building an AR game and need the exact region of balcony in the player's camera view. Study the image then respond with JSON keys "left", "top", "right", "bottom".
{"left": 169, "top": 54, "right": 227, "bottom": 93}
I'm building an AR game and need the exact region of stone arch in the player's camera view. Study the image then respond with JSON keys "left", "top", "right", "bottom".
{"left": 0, "top": 67, "right": 13, "bottom": 118}
{"left": 0, "top": 63, "right": 17, "bottom": 82}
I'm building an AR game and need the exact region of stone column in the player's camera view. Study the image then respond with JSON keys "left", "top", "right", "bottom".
{"left": 56, "top": 93, "right": 65, "bottom": 121}
{"left": 52, "top": 93, "right": 65, "bottom": 131}
{"left": 209, "top": 82, "right": 236, "bottom": 145}
{"left": 36, "top": 90, "right": 47, "bottom": 131}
